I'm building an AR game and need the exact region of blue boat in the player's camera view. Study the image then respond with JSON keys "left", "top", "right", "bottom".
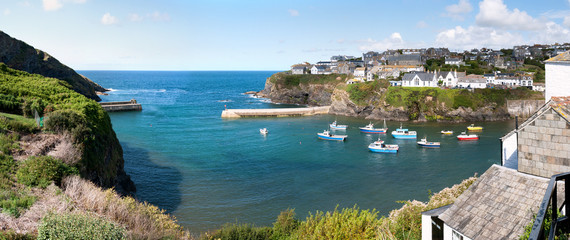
{"left": 391, "top": 123, "right": 417, "bottom": 139}
{"left": 359, "top": 120, "right": 387, "bottom": 134}
{"left": 417, "top": 138, "right": 440, "bottom": 148}
{"left": 317, "top": 130, "right": 347, "bottom": 141}
{"left": 329, "top": 121, "right": 348, "bottom": 130}
{"left": 368, "top": 140, "right": 399, "bottom": 153}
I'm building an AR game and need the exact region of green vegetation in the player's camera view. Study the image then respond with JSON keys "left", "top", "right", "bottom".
{"left": 37, "top": 212, "right": 126, "bottom": 240}
{"left": 520, "top": 208, "right": 567, "bottom": 240}
{"left": 204, "top": 176, "right": 477, "bottom": 240}
{"left": 269, "top": 72, "right": 346, "bottom": 87}
{"left": 0, "top": 230, "right": 36, "bottom": 240}
{"left": 425, "top": 57, "right": 492, "bottom": 75}
{"left": 0, "top": 62, "right": 120, "bottom": 187}
{"left": 16, "top": 156, "right": 78, "bottom": 188}
{"left": 346, "top": 79, "right": 388, "bottom": 106}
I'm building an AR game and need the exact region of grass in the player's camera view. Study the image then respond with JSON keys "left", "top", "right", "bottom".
{"left": 269, "top": 72, "right": 346, "bottom": 87}
{"left": 37, "top": 212, "right": 126, "bottom": 240}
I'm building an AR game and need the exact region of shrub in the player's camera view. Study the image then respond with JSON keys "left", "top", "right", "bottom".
{"left": 0, "top": 230, "right": 36, "bottom": 240}
{"left": 44, "top": 109, "right": 91, "bottom": 143}
{"left": 16, "top": 156, "right": 78, "bottom": 188}
{"left": 0, "top": 134, "right": 19, "bottom": 159}
{"left": 203, "top": 223, "right": 273, "bottom": 240}
{"left": 292, "top": 205, "right": 380, "bottom": 240}
{"left": 272, "top": 208, "right": 299, "bottom": 238}
{"left": 0, "top": 114, "right": 37, "bottom": 134}
{"left": 0, "top": 191, "right": 36, "bottom": 217}
{"left": 37, "top": 212, "right": 126, "bottom": 240}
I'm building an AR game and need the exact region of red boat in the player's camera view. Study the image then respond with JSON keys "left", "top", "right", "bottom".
{"left": 457, "top": 132, "right": 478, "bottom": 141}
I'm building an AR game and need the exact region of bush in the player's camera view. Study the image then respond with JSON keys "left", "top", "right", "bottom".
{"left": 292, "top": 205, "right": 380, "bottom": 240}
{"left": 16, "top": 156, "right": 78, "bottom": 188}
{"left": 203, "top": 223, "right": 273, "bottom": 240}
{"left": 44, "top": 109, "right": 91, "bottom": 143}
{"left": 0, "top": 230, "right": 36, "bottom": 240}
{"left": 0, "top": 114, "right": 37, "bottom": 134}
{"left": 0, "top": 191, "right": 36, "bottom": 217}
{"left": 272, "top": 208, "right": 299, "bottom": 238}
{"left": 0, "top": 134, "right": 19, "bottom": 158}
{"left": 37, "top": 212, "right": 126, "bottom": 240}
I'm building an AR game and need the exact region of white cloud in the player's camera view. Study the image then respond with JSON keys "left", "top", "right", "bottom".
{"left": 564, "top": 16, "right": 570, "bottom": 28}
{"left": 359, "top": 32, "right": 405, "bottom": 52}
{"left": 288, "top": 9, "right": 299, "bottom": 17}
{"left": 444, "top": 0, "right": 473, "bottom": 21}
{"left": 435, "top": 26, "right": 523, "bottom": 50}
{"left": 42, "top": 0, "right": 62, "bottom": 11}
{"left": 101, "top": 13, "right": 118, "bottom": 25}
{"left": 531, "top": 21, "right": 570, "bottom": 44}
{"left": 3, "top": 9, "right": 10, "bottom": 15}
{"left": 148, "top": 11, "right": 170, "bottom": 22}
{"left": 129, "top": 13, "right": 144, "bottom": 22}
{"left": 416, "top": 21, "right": 428, "bottom": 29}
{"left": 476, "top": 0, "right": 543, "bottom": 30}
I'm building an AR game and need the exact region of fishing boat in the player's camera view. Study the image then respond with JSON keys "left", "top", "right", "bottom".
{"left": 467, "top": 124, "right": 483, "bottom": 131}
{"left": 441, "top": 130, "right": 453, "bottom": 135}
{"left": 259, "top": 128, "right": 268, "bottom": 135}
{"left": 329, "top": 121, "right": 348, "bottom": 130}
{"left": 417, "top": 138, "right": 441, "bottom": 148}
{"left": 391, "top": 123, "right": 417, "bottom": 139}
{"left": 359, "top": 120, "right": 387, "bottom": 134}
{"left": 368, "top": 139, "right": 399, "bottom": 153}
{"left": 457, "top": 132, "right": 479, "bottom": 141}
{"left": 317, "top": 130, "right": 347, "bottom": 141}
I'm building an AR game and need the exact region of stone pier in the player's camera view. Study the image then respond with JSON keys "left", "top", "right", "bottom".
{"left": 99, "top": 99, "right": 142, "bottom": 112}
{"left": 221, "top": 106, "right": 330, "bottom": 118}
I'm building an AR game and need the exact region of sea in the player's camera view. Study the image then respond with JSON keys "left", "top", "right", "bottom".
{"left": 79, "top": 70, "right": 516, "bottom": 233}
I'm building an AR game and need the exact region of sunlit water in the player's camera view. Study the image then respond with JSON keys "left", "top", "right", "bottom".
{"left": 80, "top": 71, "right": 515, "bottom": 233}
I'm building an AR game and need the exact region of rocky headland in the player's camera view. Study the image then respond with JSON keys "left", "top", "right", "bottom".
{"left": 257, "top": 72, "right": 542, "bottom": 122}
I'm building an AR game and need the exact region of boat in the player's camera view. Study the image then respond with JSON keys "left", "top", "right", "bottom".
{"left": 417, "top": 138, "right": 441, "bottom": 148}
{"left": 467, "top": 124, "right": 483, "bottom": 131}
{"left": 457, "top": 132, "right": 479, "bottom": 141}
{"left": 317, "top": 130, "right": 347, "bottom": 141}
{"left": 441, "top": 130, "right": 453, "bottom": 135}
{"left": 329, "top": 121, "right": 348, "bottom": 130}
{"left": 259, "top": 128, "right": 268, "bottom": 135}
{"left": 391, "top": 123, "right": 417, "bottom": 139}
{"left": 359, "top": 120, "right": 387, "bottom": 134}
{"left": 368, "top": 139, "right": 399, "bottom": 153}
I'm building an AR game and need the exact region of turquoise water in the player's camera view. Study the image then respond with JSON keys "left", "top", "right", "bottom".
{"left": 80, "top": 71, "right": 515, "bottom": 233}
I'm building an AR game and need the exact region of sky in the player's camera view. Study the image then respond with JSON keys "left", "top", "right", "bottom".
{"left": 1, "top": 0, "right": 570, "bottom": 70}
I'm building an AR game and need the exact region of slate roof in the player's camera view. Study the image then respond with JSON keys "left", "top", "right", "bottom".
{"left": 546, "top": 50, "right": 570, "bottom": 62}
{"left": 439, "top": 165, "right": 551, "bottom": 239}
{"left": 402, "top": 72, "right": 434, "bottom": 82}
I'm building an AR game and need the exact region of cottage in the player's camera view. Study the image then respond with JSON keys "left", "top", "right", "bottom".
{"left": 436, "top": 70, "right": 460, "bottom": 87}
{"left": 545, "top": 50, "right": 570, "bottom": 102}
{"left": 310, "top": 65, "right": 329, "bottom": 75}
{"left": 401, "top": 72, "right": 437, "bottom": 87}
{"left": 366, "top": 66, "right": 381, "bottom": 81}
{"left": 444, "top": 58, "right": 462, "bottom": 66}
{"left": 457, "top": 74, "right": 486, "bottom": 89}
{"left": 353, "top": 67, "right": 366, "bottom": 81}
{"left": 291, "top": 66, "right": 306, "bottom": 75}
{"left": 386, "top": 54, "right": 422, "bottom": 66}
{"left": 334, "top": 62, "right": 356, "bottom": 75}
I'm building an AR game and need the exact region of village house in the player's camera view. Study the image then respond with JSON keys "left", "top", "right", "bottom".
{"left": 444, "top": 57, "right": 463, "bottom": 66}
{"left": 435, "top": 70, "right": 463, "bottom": 87}
{"left": 386, "top": 54, "right": 422, "bottom": 66}
{"left": 291, "top": 66, "right": 306, "bottom": 75}
{"left": 333, "top": 62, "right": 356, "bottom": 75}
{"left": 353, "top": 67, "right": 366, "bottom": 81}
{"left": 310, "top": 65, "right": 329, "bottom": 75}
{"left": 545, "top": 50, "right": 570, "bottom": 101}
{"left": 421, "top": 51, "right": 570, "bottom": 240}
{"left": 457, "top": 74, "right": 487, "bottom": 89}
{"left": 366, "top": 66, "right": 381, "bottom": 82}
{"left": 401, "top": 72, "right": 437, "bottom": 87}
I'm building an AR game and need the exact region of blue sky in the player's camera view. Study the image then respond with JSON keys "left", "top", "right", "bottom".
{"left": 1, "top": 0, "right": 570, "bottom": 70}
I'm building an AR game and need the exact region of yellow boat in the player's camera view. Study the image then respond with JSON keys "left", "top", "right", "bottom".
{"left": 441, "top": 130, "right": 454, "bottom": 135}
{"left": 467, "top": 124, "right": 483, "bottom": 131}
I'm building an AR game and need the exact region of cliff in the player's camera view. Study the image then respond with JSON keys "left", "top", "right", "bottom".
{"left": 0, "top": 31, "right": 105, "bottom": 101}
{"left": 259, "top": 72, "right": 544, "bottom": 122}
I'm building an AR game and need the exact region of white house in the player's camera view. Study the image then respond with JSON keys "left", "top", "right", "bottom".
{"left": 445, "top": 58, "right": 463, "bottom": 66}
{"left": 291, "top": 66, "right": 306, "bottom": 75}
{"left": 545, "top": 50, "right": 570, "bottom": 102}
{"left": 366, "top": 66, "right": 381, "bottom": 81}
{"left": 436, "top": 70, "right": 461, "bottom": 87}
{"left": 401, "top": 72, "right": 437, "bottom": 87}
{"left": 457, "top": 75, "right": 487, "bottom": 89}
{"left": 310, "top": 65, "right": 329, "bottom": 75}
{"left": 354, "top": 67, "right": 366, "bottom": 81}
{"left": 532, "top": 82, "right": 545, "bottom": 92}
{"left": 483, "top": 73, "right": 496, "bottom": 85}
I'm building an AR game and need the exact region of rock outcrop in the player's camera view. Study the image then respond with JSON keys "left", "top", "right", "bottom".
{"left": 0, "top": 31, "right": 105, "bottom": 101}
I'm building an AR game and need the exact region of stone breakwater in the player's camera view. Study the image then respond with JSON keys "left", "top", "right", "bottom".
{"left": 221, "top": 106, "right": 330, "bottom": 118}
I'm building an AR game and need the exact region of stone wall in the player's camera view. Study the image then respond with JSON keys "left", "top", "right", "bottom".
{"left": 518, "top": 108, "right": 570, "bottom": 178}
{"left": 506, "top": 100, "right": 544, "bottom": 119}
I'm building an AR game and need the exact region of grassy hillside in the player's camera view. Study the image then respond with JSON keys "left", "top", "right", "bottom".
{"left": 0, "top": 64, "right": 187, "bottom": 239}
{"left": 268, "top": 72, "right": 347, "bottom": 87}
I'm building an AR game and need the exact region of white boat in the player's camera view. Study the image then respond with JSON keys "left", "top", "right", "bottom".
{"left": 329, "top": 121, "right": 348, "bottom": 130}
{"left": 359, "top": 120, "right": 388, "bottom": 134}
{"left": 417, "top": 138, "right": 440, "bottom": 148}
{"left": 259, "top": 128, "right": 268, "bottom": 135}
{"left": 317, "top": 130, "right": 347, "bottom": 141}
{"left": 391, "top": 123, "right": 417, "bottom": 139}
{"left": 368, "top": 139, "right": 399, "bottom": 153}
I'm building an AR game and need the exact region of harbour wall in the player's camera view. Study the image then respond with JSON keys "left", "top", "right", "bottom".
{"left": 99, "top": 99, "right": 142, "bottom": 112}
{"left": 506, "top": 100, "right": 543, "bottom": 119}
{"left": 221, "top": 106, "right": 330, "bottom": 118}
